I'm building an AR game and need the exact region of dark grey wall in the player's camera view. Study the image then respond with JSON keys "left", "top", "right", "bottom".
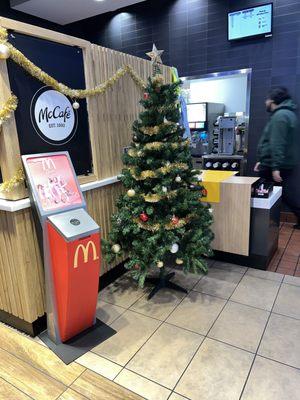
{"left": 67, "top": 0, "right": 300, "bottom": 174}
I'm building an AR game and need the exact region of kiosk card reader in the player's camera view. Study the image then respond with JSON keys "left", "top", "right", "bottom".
{"left": 22, "top": 152, "right": 114, "bottom": 360}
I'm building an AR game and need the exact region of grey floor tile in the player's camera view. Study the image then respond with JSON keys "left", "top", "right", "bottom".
{"left": 96, "top": 300, "right": 126, "bottom": 325}
{"left": 166, "top": 291, "right": 226, "bottom": 335}
{"left": 283, "top": 275, "right": 300, "bottom": 287}
{"left": 169, "top": 269, "right": 203, "bottom": 290}
{"left": 273, "top": 283, "right": 300, "bottom": 319}
{"left": 176, "top": 338, "right": 254, "bottom": 400}
{"left": 130, "top": 289, "right": 186, "bottom": 321}
{"left": 115, "top": 369, "right": 171, "bottom": 400}
{"left": 76, "top": 352, "right": 122, "bottom": 380}
{"left": 169, "top": 394, "right": 189, "bottom": 400}
{"left": 127, "top": 323, "right": 203, "bottom": 389}
{"left": 242, "top": 356, "right": 300, "bottom": 400}
{"left": 99, "top": 274, "right": 146, "bottom": 308}
{"left": 213, "top": 261, "right": 247, "bottom": 274}
{"left": 258, "top": 313, "right": 300, "bottom": 369}
{"left": 209, "top": 301, "right": 269, "bottom": 353}
{"left": 193, "top": 268, "right": 242, "bottom": 299}
{"left": 230, "top": 275, "right": 280, "bottom": 311}
{"left": 245, "top": 268, "right": 283, "bottom": 283}
{"left": 92, "top": 310, "right": 161, "bottom": 366}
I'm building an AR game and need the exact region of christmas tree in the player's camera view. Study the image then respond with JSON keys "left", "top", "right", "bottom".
{"left": 103, "top": 49, "right": 214, "bottom": 298}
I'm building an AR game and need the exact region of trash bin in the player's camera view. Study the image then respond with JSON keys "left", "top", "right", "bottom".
{"left": 47, "top": 208, "right": 100, "bottom": 342}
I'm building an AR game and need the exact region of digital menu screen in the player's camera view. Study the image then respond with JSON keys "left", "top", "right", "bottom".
{"left": 187, "top": 103, "right": 207, "bottom": 123}
{"left": 228, "top": 4, "right": 273, "bottom": 41}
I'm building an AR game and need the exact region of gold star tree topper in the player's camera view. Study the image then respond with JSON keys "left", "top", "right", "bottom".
{"left": 146, "top": 44, "right": 164, "bottom": 64}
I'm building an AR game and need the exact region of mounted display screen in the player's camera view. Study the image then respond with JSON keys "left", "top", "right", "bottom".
{"left": 187, "top": 103, "right": 207, "bottom": 123}
{"left": 7, "top": 31, "right": 92, "bottom": 176}
{"left": 228, "top": 3, "right": 273, "bottom": 41}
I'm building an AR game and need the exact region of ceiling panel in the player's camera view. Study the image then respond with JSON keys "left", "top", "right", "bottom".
{"left": 10, "top": 0, "right": 146, "bottom": 25}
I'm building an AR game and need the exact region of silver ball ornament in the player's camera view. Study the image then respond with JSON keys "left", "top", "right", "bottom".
{"left": 72, "top": 101, "right": 80, "bottom": 110}
{"left": 0, "top": 44, "right": 10, "bottom": 60}
{"left": 176, "top": 258, "right": 184, "bottom": 265}
{"left": 162, "top": 186, "right": 168, "bottom": 193}
{"left": 170, "top": 243, "right": 179, "bottom": 253}
{"left": 175, "top": 176, "right": 182, "bottom": 183}
{"left": 157, "top": 261, "right": 164, "bottom": 268}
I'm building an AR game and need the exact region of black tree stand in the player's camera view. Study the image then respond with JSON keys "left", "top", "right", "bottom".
{"left": 146, "top": 267, "right": 188, "bottom": 300}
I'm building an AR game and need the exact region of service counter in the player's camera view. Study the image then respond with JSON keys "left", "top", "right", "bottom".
{"left": 206, "top": 174, "right": 282, "bottom": 268}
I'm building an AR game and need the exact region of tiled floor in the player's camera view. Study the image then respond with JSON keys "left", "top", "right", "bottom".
{"left": 268, "top": 223, "right": 300, "bottom": 276}
{"left": 80, "top": 261, "right": 300, "bottom": 400}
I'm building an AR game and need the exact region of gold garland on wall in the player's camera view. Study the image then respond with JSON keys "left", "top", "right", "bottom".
{"left": 0, "top": 26, "right": 146, "bottom": 98}
{"left": 0, "top": 166, "right": 25, "bottom": 192}
{"left": 0, "top": 26, "right": 151, "bottom": 192}
{"left": 0, "top": 94, "right": 18, "bottom": 124}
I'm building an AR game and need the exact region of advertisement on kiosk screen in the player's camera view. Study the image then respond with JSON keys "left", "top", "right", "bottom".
{"left": 26, "top": 154, "right": 82, "bottom": 211}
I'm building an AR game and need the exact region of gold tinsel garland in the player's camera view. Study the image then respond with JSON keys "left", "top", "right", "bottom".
{"left": 140, "top": 121, "right": 177, "bottom": 136}
{"left": 142, "top": 190, "right": 177, "bottom": 203}
{"left": 0, "top": 94, "right": 18, "bottom": 124}
{"left": 128, "top": 141, "right": 189, "bottom": 158}
{"left": 0, "top": 166, "right": 25, "bottom": 192}
{"left": 0, "top": 26, "right": 146, "bottom": 100}
{"left": 133, "top": 214, "right": 192, "bottom": 232}
{"left": 129, "top": 162, "right": 188, "bottom": 180}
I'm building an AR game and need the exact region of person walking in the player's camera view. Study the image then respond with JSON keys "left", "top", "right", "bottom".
{"left": 254, "top": 87, "right": 300, "bottom": 229}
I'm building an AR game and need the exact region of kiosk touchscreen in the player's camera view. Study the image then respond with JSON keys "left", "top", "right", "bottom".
{"left": 22, "top": 152, "right": 102, "bottom": 347}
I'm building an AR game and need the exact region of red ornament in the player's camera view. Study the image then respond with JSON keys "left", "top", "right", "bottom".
{"left": 171, "top": 215, "right": 179, "bottom": 225}
{"left": 139, "top": 212, "right": 149, "bottom": 222}
{"left": 202, "top": 188, "right": 208, "bottom": 197}
{"left": 143, "top": 92, "right": 149, "bottom": 100}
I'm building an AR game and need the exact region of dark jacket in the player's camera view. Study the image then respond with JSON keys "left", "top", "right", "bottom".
{"left": 257, "top": 99, "right": 300, "bottom": 170}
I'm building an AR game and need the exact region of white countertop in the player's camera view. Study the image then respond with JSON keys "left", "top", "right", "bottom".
{"left": 251, "top": 186, "right": 282, "bottom": 209}
{"left": 0, "top": 175, "right": 119, "bottom": 212}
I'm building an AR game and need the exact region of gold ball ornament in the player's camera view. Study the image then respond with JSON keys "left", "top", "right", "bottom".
{"left": 72, "top": 101, "right": 80, "bottom": 110}
{"left": 157, "top": 261, "right": 164, "bottom": 268}
{"left": 0, "top": 44, "right": 10, "bottom": 59}
{"left": 176, "top": 258, "right": 184, "bottom": 265}
{"left": 112, "top": 244, "right": 121, "bottom": 254}
{"left": 127, "top": 189, "right": 136, "bottom": 197}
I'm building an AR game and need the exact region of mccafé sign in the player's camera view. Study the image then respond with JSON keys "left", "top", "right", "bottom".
{"left": 30, "top": 86, "right": 78, "bottom": 145}
{"left": 73, "top": 240, "right": 99, "bottom": 269}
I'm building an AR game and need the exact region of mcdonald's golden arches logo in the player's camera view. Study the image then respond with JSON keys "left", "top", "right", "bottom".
{"left": 73, "top": 241, "right": 99, "bottom": 269}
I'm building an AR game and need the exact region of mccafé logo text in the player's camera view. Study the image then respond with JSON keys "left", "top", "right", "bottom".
{"left": 73, "top": 241, "right": 99, "bottom": 269}
{"left": 38, "top": 106, "right": 71, "bottom": 124}
{"left": 31, "top": 87, "right": 77, "bottom": 145}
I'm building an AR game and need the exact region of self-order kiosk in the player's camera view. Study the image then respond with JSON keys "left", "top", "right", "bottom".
{"left": 22, "top": 152, "right": 101, "bottom": 344}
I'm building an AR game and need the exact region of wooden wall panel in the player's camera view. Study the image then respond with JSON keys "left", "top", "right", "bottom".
{"left": 84, "top": 45, "right": 172, "bottom": 180}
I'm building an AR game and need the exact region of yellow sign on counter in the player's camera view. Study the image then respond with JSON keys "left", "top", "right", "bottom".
{"left": 200, "top": 170, "right": 236, "bottom": 203}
